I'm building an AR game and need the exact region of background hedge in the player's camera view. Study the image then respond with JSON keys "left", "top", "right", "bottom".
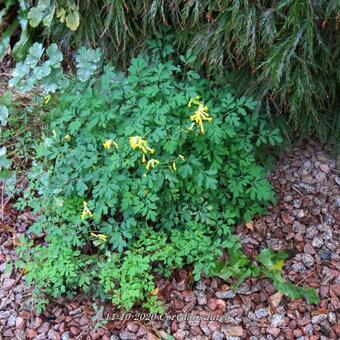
{"left": 1, "top": 0, "right": 340, "bottom": 143}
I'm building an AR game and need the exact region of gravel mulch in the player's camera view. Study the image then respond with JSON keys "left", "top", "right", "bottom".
{"left": 0, "top": 141, "right": 339, "bottom": 340}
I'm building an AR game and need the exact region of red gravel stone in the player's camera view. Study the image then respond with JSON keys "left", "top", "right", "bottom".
{"left": 90, "top": 331, "right": 100, "bottom": 339}
{"left": 171, "top": 321, "right": 178, "bottom": 333}
{"left": 174, "top": 299, "right": 184, "bottom": 309}
{"left": 267, "top": 326, "right": 281, "bottom": 337}
{"left": 37, "top": 322, "right": 49, "bottom": 333}
{"left": 55, "top": 314, "right": 65, "bottom": 323}
{"left": 79, "top": 315, "right": 90, "bottom": 326}
{"left": 70, "top": 326, "right": 80, "bottom": 336}
{"left": 15, "top": 316, "right": 25, "bottom": 329}
{"left": 293, "top": 329, "right": 303, "bottom": 337}
{"left": 207, "top": 298, "right": 217, "bottom": 310}
{"left": 26, "top": 328, "right": 38, "bottom": 338}
{"left": 334, "top": 324, "right": 340, "bottom": 337}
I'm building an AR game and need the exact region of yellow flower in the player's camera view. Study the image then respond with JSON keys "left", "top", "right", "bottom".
{"left": 90, "top": 232, "right": 108, "bottom": 242}
{"left": 103, "top": 139, "right": 112, "bottom": 149}
{"left": 64, "top": 134, "right": 71, "bottom": 142}
{"left": 188, "top": 97, "right": 212, "bottom": 134}
{"left": 146, "top": 158, "right": 160, "bottom": 170}
{"left": 103, "top": 139, "right": 119, "bottom": 150}
{"left": 188, "top": 96, "right": 200, "bottom": 108}
{"left": 81, "top": 201, "right": 93, "bottom": 220}
{"left": 179, "top": 154, "right": 185, "bottom": 161}
{"left": 52, "top": 129, "right": 57, "bottom": 137}
{"left": 129, "top": 136, "right": 154, "bottom": 154}
{"left": 172, "top": 162, "right": 177, "bottom": 171}
{"left": 44, "top": 95, "right": 51, "bottom": 104}
{"left": 130, "top": 136, "right": 155, "bottom": 163}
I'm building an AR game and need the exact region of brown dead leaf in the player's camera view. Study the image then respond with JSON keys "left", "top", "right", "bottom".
{"left": 206, "top": 12, "right": 214, "bottom": 22}
{"left": 149, "top": 288, "right": 159, "bottom": 296}
{"left": 245, "top": 221, "right": 254, "bottom": 231}
{"left": 311, "top": 307, "right": 328, "bottom": 316}
{"left": 269, "top": 292, "right": 283, "bottom": 308}
{"left": 0, "top": 224, "right": 22, "bottom": 246}
{"left": 0, "top": 223, "right": 14, "bottom": 233}
{"left": 18, "top": 211, "right": 35, "bottom": 224}
{"left": 281, "top": 212, "right": 294, "bottom": 225}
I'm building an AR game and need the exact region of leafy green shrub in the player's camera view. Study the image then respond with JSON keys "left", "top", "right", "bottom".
{"left": 15, "top": 44, "right": 318, "bottom": 313}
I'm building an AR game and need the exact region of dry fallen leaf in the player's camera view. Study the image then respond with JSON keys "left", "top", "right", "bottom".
{"left": 281, "top": 212, "right": 294, "bottom": 225}
{"left": 245, "top": 221, "right": 254, "bottom": 231}
{"left": 0, "top": 224, "right": 22, "bottom": 246}
{"left": 270, "top": 292, "right": 283, "bottom": 308}
{"left": 149, "top": 288, "right": 159, "bottom": 296}
{"left": 0, "top": 223, "right": 14, "bottom": 233}
{"left": 311, "top": 307, "right": 328, "bottom": 316}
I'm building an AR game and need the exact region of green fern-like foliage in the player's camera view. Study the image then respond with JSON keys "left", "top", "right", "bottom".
{"left": 38, "top": 0, "right": 339, "bottom": 143}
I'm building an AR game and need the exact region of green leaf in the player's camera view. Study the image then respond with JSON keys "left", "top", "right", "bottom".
{"left": 42, "top": 5, "right": 55, "bottom": 26}
{"left": 65, "top": 10, "right": 80, "bottom": 31}
{"left": 30, "top": 43, "right": 44, "bottom": 59}
{"left": 0, "top": 20, "right": 18, "bottom": 60}
{"left": 33, "top": 62, "right": 51, "bottom": 80}
{"left": 12, "top": 3, "right": 31, "bottom": 60}
{"left": 266, "top": 271, "right": 319, "bottom": 304}
{"left": 46, "top": 44, "right": 63, "bottom": 66}
{"left": 27, "top": 7, "right": 43, "bottom": 27}
{"left": 0, "top": 105, "right": 9, "bottom": 126}
{"left": 0, "top": 147, "right": 12, "bottom": 172}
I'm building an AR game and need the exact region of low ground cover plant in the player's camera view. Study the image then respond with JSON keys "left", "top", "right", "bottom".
{"left": 10, "top": 43, "right": 318, "bottom": 313}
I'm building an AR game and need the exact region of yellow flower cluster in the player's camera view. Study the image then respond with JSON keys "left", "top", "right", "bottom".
{"left": 79, "top": 137, "right": 187, "bottom": 219}
{"left": 81, "top": 201, "right": 93, "bottom": 220}
{"left": 146, "top": 159, "right": 160, "bottom": 171}
{"left": 103, "top": 139, "right": 119, "bottom": 150}
{"left": 129, "top": 136, "right": 155, "bottom": 163}
{"left": 188, "top": 96, "right": 212, "bottom": 134}
{"left": 90, "top": 232, "right": 108, "bottom": 242}
{"left": 44, "top": 95, "right": 51, "bottom": 104}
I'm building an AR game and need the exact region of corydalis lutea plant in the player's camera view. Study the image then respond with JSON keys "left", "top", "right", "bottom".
{"left": 14, "top": 44, "right": 318, "bottom": 312}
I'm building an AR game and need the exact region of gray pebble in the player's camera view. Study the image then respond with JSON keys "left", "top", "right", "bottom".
{"left": 312, "top": 237, "right": 324, "bottom": 248}
{"left": 195, "top": 291, "right": 207, "bottom": 305}
{"left": 0, "top": 311, "right": 10, "bottom": 319}
{"left": 254, "top": 308, "right": 269, "bottom": 319}
{"left": 7, "top": 313, "right": 16, "bottom": 327}
{"left": 215, "top": 290, "right": 236, "bottom": 299}
{"left": 311, "top": 314, "right": 327, "bottom": 324}
{"left": 302, "top": 254, "right": 315, "bottom": 267}
{"left": 304, "top": 323, "right": 314, "bottom": 335}
{"left": 271, "top": 314, "right": 284, "bottom": 327}
{"left": 292, "top": 262, "right": 307, "bottom": 273}
{"left": 212, "top": 331, "right": 225, "bottom": 340}
{"left": 328, "top": 312, "right": 336, "bottom": 324}
{"left": 61, "top": 332, "right": 70, "bottom": 340}
{"left": 195, "top": 280, "right": 207, "bottom": 291}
